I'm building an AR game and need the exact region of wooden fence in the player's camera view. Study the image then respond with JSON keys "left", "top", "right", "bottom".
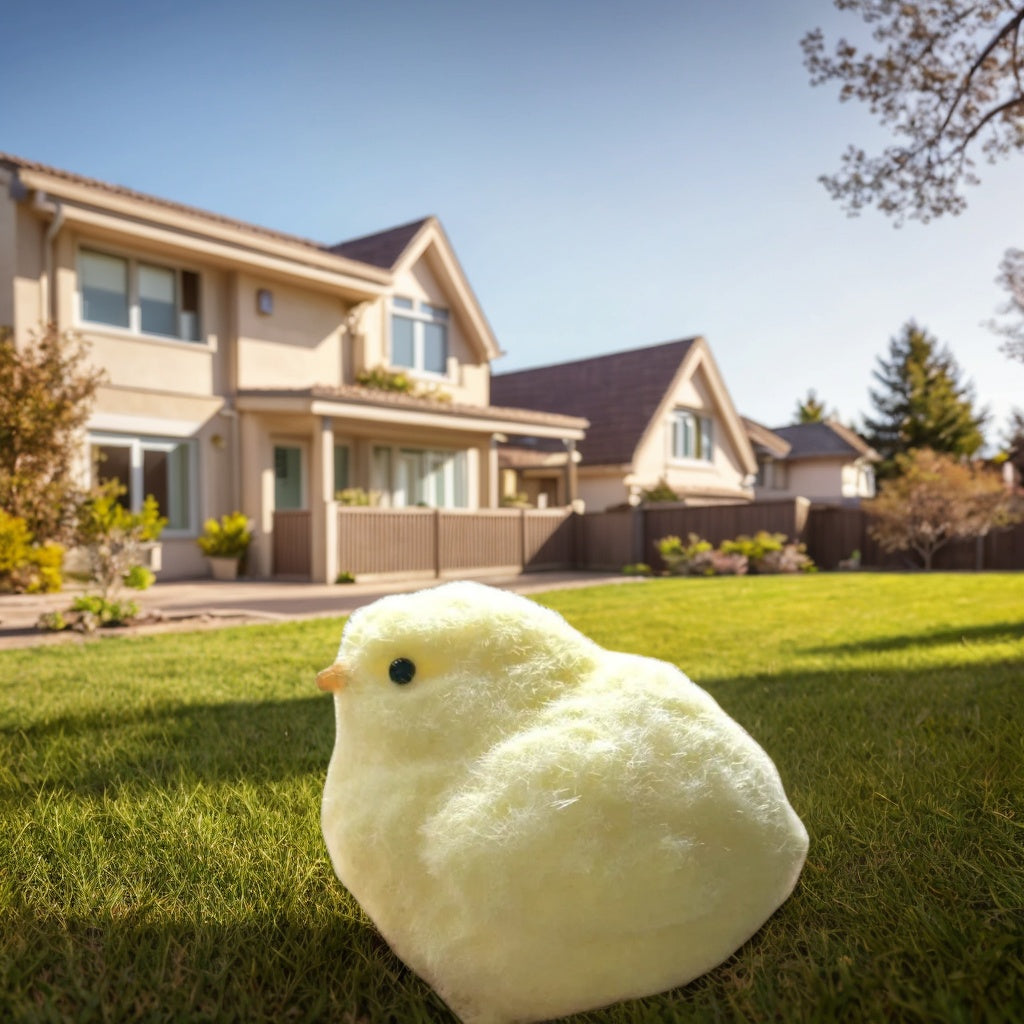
{"left": 804, "top": 505, "right": 1024, "bottom": 571}
{"left": 272, "top": 499, "right": 1024, "bottom": 579}
{"left": 332, "top": 507, "right": 575, "bottom": 579}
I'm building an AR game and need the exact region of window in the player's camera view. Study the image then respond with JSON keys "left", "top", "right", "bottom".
{"left": 333, "top": 444, "right": 350, "bottom": 496}
{"left": 671, "top": 410, "right": 714, "bottom": 462}
{"left": 90, "top": 434, "right": 196, "bottom": 533}
{"left": 390, "top": 297, "right": 448, "bottom": 375}
{"left": 274, "top": 445, "right": 304, "bottom": 510}
{"left": 80, "top": 248, "right": 201, "bottom": 341}
{"left": 372, "top": 445, "right": 467, "bottom": 508}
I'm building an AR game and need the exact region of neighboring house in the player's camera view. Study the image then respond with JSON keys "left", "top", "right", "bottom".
{"left": 490, "top": 338, "right": 758, "bottom": 510}
{"left": 0, "top": 153, "right": 586, "bottom": 580}
{"left": 743, "top": 418, "right": 879, "bottom": 506}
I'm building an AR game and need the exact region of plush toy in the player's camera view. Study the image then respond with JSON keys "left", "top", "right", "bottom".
{"left": 317, "top": 581, "right": 808, "bottom": 1024}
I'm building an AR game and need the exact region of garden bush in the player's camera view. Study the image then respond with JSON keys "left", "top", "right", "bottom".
{"left": 0, "top": 509, "right": 64, "bottom": 593}
{"left": 657, "top": 530, "right": 812, "bottom": 576}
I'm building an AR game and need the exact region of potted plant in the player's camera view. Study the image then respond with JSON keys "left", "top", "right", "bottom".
{"left": 197, "top": 512, "right": 252, "bottom": 580}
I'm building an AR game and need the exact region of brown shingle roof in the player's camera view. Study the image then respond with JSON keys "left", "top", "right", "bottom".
{"left": 490, "top": 338, "right": 697, "bottom": 466}
{"left": 768, "top": 420, "right": 879, "bottom": 461}
{"left": 327, "top": 218, "right": 431, "bottom": 269}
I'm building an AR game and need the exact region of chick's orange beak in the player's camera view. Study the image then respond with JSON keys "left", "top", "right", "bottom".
{"left": 316, "top": 662, "right": 349, "bottom": 692}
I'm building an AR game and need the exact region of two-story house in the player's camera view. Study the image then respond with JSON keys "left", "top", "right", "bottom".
{"left": 0, "top": 154, "right": 586, "bottom": 580}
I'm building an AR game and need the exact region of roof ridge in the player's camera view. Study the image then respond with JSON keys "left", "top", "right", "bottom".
{"left": 493, "top": 336, "right": 699, "bottom": 378}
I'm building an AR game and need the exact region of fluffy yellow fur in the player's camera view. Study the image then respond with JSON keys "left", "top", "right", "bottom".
{"left": 319, "top": 581, "right": 808, "bottom": 1024}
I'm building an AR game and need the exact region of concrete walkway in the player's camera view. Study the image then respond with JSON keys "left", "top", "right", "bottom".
{"left": 0, "top": 571, "right": 640, "bottom": 650}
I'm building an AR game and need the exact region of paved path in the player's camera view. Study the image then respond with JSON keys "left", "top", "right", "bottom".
{"left": 0, "top": 571, "right": 640, "bottom": 650}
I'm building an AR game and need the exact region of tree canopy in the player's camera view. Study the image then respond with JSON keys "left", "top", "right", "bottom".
{"left": 0, "top": 326, "right": 104, "bottom": 542}
{"left": 793, "top": 389, "right": 832, "bottom": 423}
{"left": 863, "top": 321, "right": 987, "bottom": 475}
{"left": 865, "top": 447, "right": 1017, "bottom": 569}
{"left": 803, "top": 2, "right": 1024, "bottom": 223}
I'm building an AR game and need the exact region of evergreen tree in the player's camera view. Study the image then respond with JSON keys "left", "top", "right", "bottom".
{"left": 793, "top": 389, "right": 830, "bottom": 424}
{"left": 863, "top": 322, "right": 987, "bottom": 477}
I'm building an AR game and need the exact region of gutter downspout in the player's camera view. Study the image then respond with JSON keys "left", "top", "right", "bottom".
{"left": 32, "top": 190, "right": 65, "bottom": 325}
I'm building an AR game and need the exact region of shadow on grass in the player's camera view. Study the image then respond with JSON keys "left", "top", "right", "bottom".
{"left": 2, "top": 695, "right": 335, "bottom": 799}
{"left": 800, "top": 620, "right": 1024, "bottom": 655}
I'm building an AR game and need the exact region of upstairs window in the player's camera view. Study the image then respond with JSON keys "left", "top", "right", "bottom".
{"left": 80, "top": 248, "right": 201, "bottom": 342}
{"left": 390, "top": 297, "right": 448, "bottom": 375}
{"left": 671, "top": 410, "right": 714, "bottom": 462}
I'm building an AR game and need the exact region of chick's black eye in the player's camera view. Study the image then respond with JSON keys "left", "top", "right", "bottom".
{"left": 389, "top": 658, "right": 416, "bottom": 685}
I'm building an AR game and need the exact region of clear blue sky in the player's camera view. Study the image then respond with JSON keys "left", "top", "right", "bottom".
{"left": 4, "top": 0, "right": 1020, "bottom": 444}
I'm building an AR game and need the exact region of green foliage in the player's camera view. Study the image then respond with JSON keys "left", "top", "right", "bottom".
{"left": 720, "top": 531, "right": 785, "bottom": 560}
{"left": 197, "top": 511, "right": 252, "bottom": 558}
{"left": 864, "top": 321, "right": 988, "bottom": 477}
{"left": 641, "top": 478, "right": 679, "bottom": 503}
{"left": 0, "top": 325, "right": 105, "bottom": 543}
{"left": 123, "top": 565, "right": 156, "bottom": 591}
{"left": 0, "top": 508, "right": 64, "bottom": 593}
{"left": 356, "top": 365, "right": 452, "bottom": 403}
{"left": 76, "top": 482, "right": 166, "bottom": 602}
{"left": 793, "top": 388, "right": 831, "bottom": 423}
{"left": 620, "top": 562, "right": 653, "bottom": 577}
{"left": 500, "top": 492, "right": 532, "bottom": 508}
{"left": 335, "top": 487, "right": 378, "bottom": 507}
{"left": 335, "top": 571, "right": 356, "bottom": 584}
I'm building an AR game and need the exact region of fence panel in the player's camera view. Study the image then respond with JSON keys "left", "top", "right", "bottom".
{"left": 336, "top": 508, "right": 436, "bottom": 577}
{"left": 524, "top": 510, "right": 576, "bottom": 569}
{"left": 576, "top": 510, "right": 638, "bottom": 570}
{"left": 438, "top": 510, "right": 521, "bottom": 573}
{"left": 272, "top": 510, "right": 311, "bottom": 577}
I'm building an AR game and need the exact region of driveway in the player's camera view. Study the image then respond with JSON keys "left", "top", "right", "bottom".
{"left": 0, "top": 571, "right": 639, "bottom": 650}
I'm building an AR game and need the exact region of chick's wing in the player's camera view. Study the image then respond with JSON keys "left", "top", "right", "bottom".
{"left": 419, "top": 655, "right": 802, "bottom": 936}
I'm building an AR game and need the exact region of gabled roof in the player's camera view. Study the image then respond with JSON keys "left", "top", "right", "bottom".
{"left": 768, "top": 420, "right": 879, "bottom": 461}
{"left": 328, "top": 218, "right": 432, "bottom": 269}
{"left": 741, "top": 418, "right": 792, "bottom": 459}
{"left": 491, "top": 339, "right": 698, "bottom": 466}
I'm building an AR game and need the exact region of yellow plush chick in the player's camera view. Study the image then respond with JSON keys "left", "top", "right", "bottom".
{"left": 317, "top": 581, "right": 808, "bottom": 1024}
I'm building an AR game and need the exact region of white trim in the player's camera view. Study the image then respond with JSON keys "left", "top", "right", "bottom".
{"left": 88, "top": 411, "right": 205, "bottom": 438}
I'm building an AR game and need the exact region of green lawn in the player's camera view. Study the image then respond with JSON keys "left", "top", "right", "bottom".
{"left": 1, "top": 573, "right": 1022, "bottom": 1023}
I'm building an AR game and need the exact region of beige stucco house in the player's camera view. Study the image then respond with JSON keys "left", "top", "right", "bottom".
{"left": 0, "top": 153, "right": 586, "bottom": 580}
{"left": 743, "top": 418, "right": 879, "bottom": 506}
{"left": 490, "top": 338, "right": 758, "bottom": 510}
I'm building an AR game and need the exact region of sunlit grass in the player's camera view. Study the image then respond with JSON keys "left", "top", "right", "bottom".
{"left": 2, "top": 573, "right": 1022, "bottom": 1022}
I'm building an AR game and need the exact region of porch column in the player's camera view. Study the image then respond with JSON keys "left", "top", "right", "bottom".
{"left": 563, "top": 438, "right": 579, "bottom": 506}
{"left": 310, "top": 415, "right": 338, "bottom": 583}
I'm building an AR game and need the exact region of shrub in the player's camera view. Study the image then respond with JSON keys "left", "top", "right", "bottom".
{"left": 0, "top": 509, "right": 64, "bottom": 593}
{"left": 657, "top": 534, "right": 717, "bottom": 576}
{"left": 621, "top": 562, "right": 653, "bottom": 576}
{"left": 642, "top": 478, "right": 679, "bottom": 503}
{"left": 40, "top": 594, "right": 140, "bottom": 633}
{"left": 76, "top": 482, "right": 166, "bottom": 600}
{"left": 197, "top": 512, "right": 252, "bottom": 558}
{"left": 357, "top": 366, "right": 451, "bottom": 403}
{"left": 336, "top": 488, "right": 379, "bottom": 507}
{"left": 335, "top": 571, "right": 356, "bottom": 584}
{"left": 721, "top": 531, "right": 815, "bottom": 574}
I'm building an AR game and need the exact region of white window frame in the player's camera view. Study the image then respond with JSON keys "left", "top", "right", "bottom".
{"left": 670, "top": 410, "right": 714, "bottom": 463}
{"left": 389, "top": 297, "right": 449, "bottom": 377}
{"left": 89, "top": 432, "right": 199, "bottom": 536}
{"left": 78, "top": 246, "right": 203, "bottom": 343}
{"left": 371, "top": 444, "right": 468, "bottom": 508}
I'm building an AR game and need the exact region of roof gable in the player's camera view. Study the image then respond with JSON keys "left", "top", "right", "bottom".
{"left": 490, "top": 338, "right": 699, "bottom": 466}
{"left": 328, "top": 218, "right": 432, "bottom": 269}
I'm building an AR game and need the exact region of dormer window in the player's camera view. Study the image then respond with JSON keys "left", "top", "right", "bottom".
{"left": 671, "top": 410, "right": 714, "bottom": 462}
{"left": 391, "top": 297, "right": 448, "bottom": 375}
